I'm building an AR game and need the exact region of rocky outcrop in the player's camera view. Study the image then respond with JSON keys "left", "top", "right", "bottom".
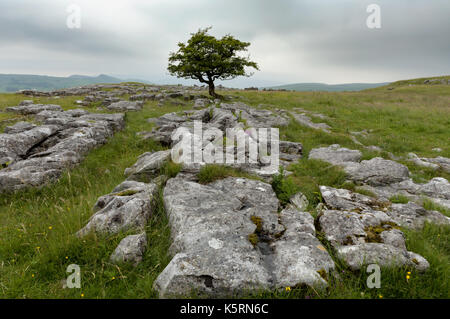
{"left": 154, "top": 177, "right": 335, "bottom": 298}
{"left": 318, "top": 185, "right": 449, "bottom": 271}
{"left": 4, "top": 121, "right": 37, "bottom": 134}
{"left": 124, "top": 150, "right": 172, "bottom": 182}
{"left": 78, "top": 181, "right": 158, "bottom": 236}
{"left": 345, "top": 157, "right": 410, "bottom": 186}
{"left": 141, "top": 103, "right": 299, "bottom": 180}
{"left": 408, "top": 153, "right": 450, "bottom": 173}
{"left": 309, "top": 144, "right": 450, "bottom": 209}
{"left": 290, "top": 111, "right": 331, "bottom": 133}
{"left": 361, "top": 177, "right": 450, "bottom": 209}
{"left": 107, "top": 101, "right": 143, "bottom": 112}
{"left": 308, "top": 144, "right": 362, "bottom": 166}
{"left": 387, "top": 202, "right": 450, "bottom": 229}
{"left": 272, "top": 208, "right": 334, "bottom": 288}
{"left": 0, "top": 105, "right": 124, "bottom": 192}
{"left": 110, "top": 233, "right": 148, "bottom": 266}
{"left": 6, "top": 103, "right": 62, "bottom": 115}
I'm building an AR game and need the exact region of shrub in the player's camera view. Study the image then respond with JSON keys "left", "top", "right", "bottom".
{"left": 271, "top": 167, "right": 300, "bottom": 206}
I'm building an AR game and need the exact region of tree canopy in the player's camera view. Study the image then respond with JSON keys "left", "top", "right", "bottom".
{"left": 168, "top": 27, "right": 259, "bottom": 97}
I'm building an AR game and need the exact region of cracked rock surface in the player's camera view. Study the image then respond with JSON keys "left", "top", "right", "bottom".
{"left": 318, "top": 185, "right": 448, "bottom": 271}
{"left": 153, "top": 177, "right": 335, "bottom": 298}
{"left": 309, "top": 144, "right": 450, "bottom": 209}
{"left": 78, "top": 180, "right": 158, "bottom": 236}
{"left": 0, "top": 105, "right": 124, "bottom": 192}
{"left": 110, "top": 233, "right": 148, "bottom": 266}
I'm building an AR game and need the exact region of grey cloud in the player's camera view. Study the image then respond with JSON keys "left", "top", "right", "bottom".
{"left": 0, "top": 0, "right": 449, "bottom": 85}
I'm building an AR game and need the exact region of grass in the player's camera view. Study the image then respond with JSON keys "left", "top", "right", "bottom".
{"left": 271, "top": 167, "right": 301, "bottom": 206}
{"left": 197, "top": 164, "right": 261, "bottom": 184}
{"left": 0, "top": 78, "right": 449, "bottom": 298}
{"left": 390, "top": 195, "right": 410, "bottom": 204}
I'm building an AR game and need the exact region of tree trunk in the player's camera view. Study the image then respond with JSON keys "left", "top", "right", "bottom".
{"left": 208, "top": 81, "right": 217, "bottom": 98}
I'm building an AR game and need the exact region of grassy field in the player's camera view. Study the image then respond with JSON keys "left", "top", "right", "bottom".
{"left": 0, "top": 79, "right": 449, "bottom": 298}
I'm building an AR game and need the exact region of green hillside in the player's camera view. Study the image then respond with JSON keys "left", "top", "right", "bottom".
{"left": 264, "top": 82, "right": 390, "bottom": 92}
{"left": 0, "top": 74, "right": 123, "bottom": 92}
{"left": 0, "top": 77, "right": 449, "bottom": 299}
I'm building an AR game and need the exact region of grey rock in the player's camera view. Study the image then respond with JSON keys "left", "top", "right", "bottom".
{"left": 273, "top": 208, "right": 334, "bottom": 288}
{"left": 387, "top": 202, "right": 450, "bottom": 229}
{"left": 154, "top": 177, "right": 335, "bottom": 298}
{"left": 193, "top": 98, "right": 210, "bottom": 109}
{"left": 419, "top": 177, "right": 450, "bottom": 200}
{"left": 107, "top": 101, "right": 143, "bottom": 112}
{"left": 380, "top": 229, "right": 406, "bottom": 250}
{"left": 19, "top": 100, "right": 34, "bottom": 106}
{"left": 319, "top": 210, "right": 372, "bottom": 245}
{"left": 345, "top": 157, "right": 410, "bottom": 186}
{"left": 290, "top": 112, "right": 331, "bottom": 133}
{"left": 289, "top": 192, "right": 309, "bottom": 211}
{"left": 124, "top": 150, "right": 171, "bottom": 181}
{"left": 407, "top": 153, "right": 439, "bottom": 170}
{"left": 78, "top": 181, "right": 158, "bottom": 236}
{"left": 0, "top": 125, "right": 60, "bottom": 162}
{"left": 0, "top": 110, "right": 124, "bottom": 192}
{"left": 6, "top": 104, "right": 63, "bottom": 115}
{"left": 279, "top": 141, "right": 303, "bottom": 162}
{"left": 424, "top": 157, "right": 450, "bottom": 173}
{"left": 337, "top": 243, "right": 429, "bottom": 271}
{"left": 309, "top": 144, "right": 362, "bottom": 166}
{"left": 110, "top": 233, "right": 147, "bottom": 266}
{"left": 4, "top": 121, "right": 36, "bottom": 134}
{"left": 320, "top": 185, "right": 388, "bottom": 212}
{"left": 318, "top": 189, "right": 429, "bottom": 272}
{"left": 361, "top": 177, "right": 450, "bottom": 209}
{"left": 130, "top": 93, "right": 155, "bottom": 101}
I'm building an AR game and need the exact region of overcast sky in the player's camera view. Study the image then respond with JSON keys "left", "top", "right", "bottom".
{"left": 1, "top": 0, "right": 449, "bottom": 86}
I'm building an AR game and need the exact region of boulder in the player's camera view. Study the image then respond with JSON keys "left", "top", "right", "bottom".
{"left": 289, "top": 192, "right": 309, "bottom": 211}
{"left": 308, "top": 144, "right": 362, "bottom": 166}
{"left": 337, "top": 244, "right": 429, "bottom": 272}
{"left": 345, "top": 157, "right": 410, "bottom": 186}
{"left": 110, "top": 233, "right": 148, "bottom": 266}
{"left": 387, "top": 202, "right": 450, "bottom": 229}
{"left": 6, "top": 104, "right": 63, "bottom": 115}
{"left": 124, "top": 150, "right": 172, "bottom": 181}
{"left": 290, "top": 112, "right": 331, "bottom": 133}
{"left": 78, "top": 181, "right": 158, "bottom": 236}
{"left": 154, "top": 177, "right": 335, "bottom": 298}
{"left": 4, "top": 121, "right": 37, "bottom": 134}
{"left": 107, "top": 101, "right": 143, "bottom": 112}
{"left": 272, "top": 208, "right": 334, "bottom": 288}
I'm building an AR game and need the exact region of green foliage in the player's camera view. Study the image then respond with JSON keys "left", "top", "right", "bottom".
{"left": 168, "top": 27, "right": 258, "bottom": 96}
{"left": 1, "top": 77, "right": 449, "bottom": 299}
{"left": 159, "top": 161, "right": 182, "bottom": 178}
{"left": 197, "top": 164, "right": 259, "bottom": 184}
{"left": 390, "top": 195, "right": 410, "bottom": 204}
{"left": 422, "top": 199, "right": 450, "bottom": 217}
{"left": 271, "top": 167, "right": 300, "bottom": 206}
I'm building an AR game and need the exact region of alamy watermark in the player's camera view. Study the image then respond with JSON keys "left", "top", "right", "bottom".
{"left": 66, "top": 264, "right": 81, "bottom": 288}
{"left": 66, "top": 4, "right": 82, "bottom": 29}
{"left": 366, "top": 4, "right": 381, "bottom": 29}
{"left": 170, "top": 121, "right": 279, "bottom": 170}
{"left": 366, "top": 264, "right": 381, "bottom": 288}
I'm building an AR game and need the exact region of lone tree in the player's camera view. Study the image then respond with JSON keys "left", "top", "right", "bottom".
{"left": 168, "top": 27, "right": 259, "bottom": 98}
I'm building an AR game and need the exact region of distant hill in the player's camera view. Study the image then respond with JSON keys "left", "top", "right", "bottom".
{"left": 263, "top": 82, "right": 390, "bottom": 92}
{"left": 0, "top": 74, "right": 124, "bottom": 92}
{"left": 385, "top": 75, "right": 449, "bottom": 87}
